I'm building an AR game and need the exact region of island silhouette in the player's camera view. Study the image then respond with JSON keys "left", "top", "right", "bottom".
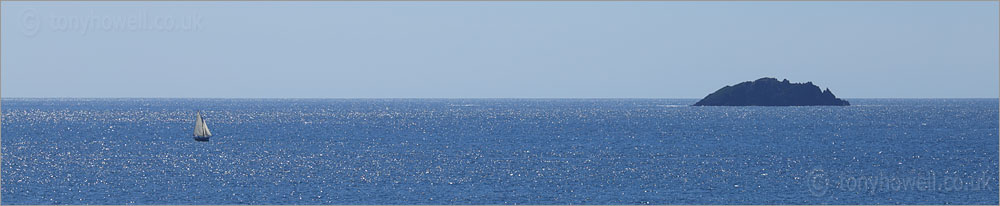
{"left": 694, "top": 77, "right": 850, "bottom": 106}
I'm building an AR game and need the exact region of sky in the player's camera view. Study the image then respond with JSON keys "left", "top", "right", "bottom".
{"left": 1, "top": 2, "right": 998, "bottom": 98}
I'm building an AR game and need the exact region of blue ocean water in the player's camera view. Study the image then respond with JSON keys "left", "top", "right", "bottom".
{"left": 2, "top": 98, "right": 997, "bottom": 205}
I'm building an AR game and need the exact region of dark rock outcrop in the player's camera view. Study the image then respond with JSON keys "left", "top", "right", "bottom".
{"left": 693, "top": 77, "right": 849, "bottom": 106}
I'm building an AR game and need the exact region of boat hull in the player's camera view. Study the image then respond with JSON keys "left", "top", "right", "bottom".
{"left": 193, "top": 136, "right": 210, "bottom": 142}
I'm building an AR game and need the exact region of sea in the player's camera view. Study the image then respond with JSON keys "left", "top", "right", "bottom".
{"left": 2, "top": 98, "right": 998, "bottom": 205}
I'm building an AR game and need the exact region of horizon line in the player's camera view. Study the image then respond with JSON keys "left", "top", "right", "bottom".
{"left": 2, "top": 97, "right": 998, "bottom": 99}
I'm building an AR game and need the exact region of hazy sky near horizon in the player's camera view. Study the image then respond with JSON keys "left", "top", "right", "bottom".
{"left": 2, "top": 2, "right": 998, "bottom": 98}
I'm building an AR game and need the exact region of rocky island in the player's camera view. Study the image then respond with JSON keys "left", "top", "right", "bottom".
{"left": 693, "top": 77, "right": 849, "bottom": 106}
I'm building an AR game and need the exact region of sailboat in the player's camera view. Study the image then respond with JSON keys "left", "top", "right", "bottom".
{"left": 193, "top": 111, "right": 212, "bottom": 141}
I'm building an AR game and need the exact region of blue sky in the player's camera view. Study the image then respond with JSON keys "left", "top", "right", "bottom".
{"left": 2, "top": 2, "right": 997, "bottom": 98}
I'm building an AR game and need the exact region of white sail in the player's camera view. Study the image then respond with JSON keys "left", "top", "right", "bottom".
{"left": 201, "top": 115, "right": 212, "bottom": 136}
{"left": 194, "top": 112, "right": 212, "bottom": 137}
